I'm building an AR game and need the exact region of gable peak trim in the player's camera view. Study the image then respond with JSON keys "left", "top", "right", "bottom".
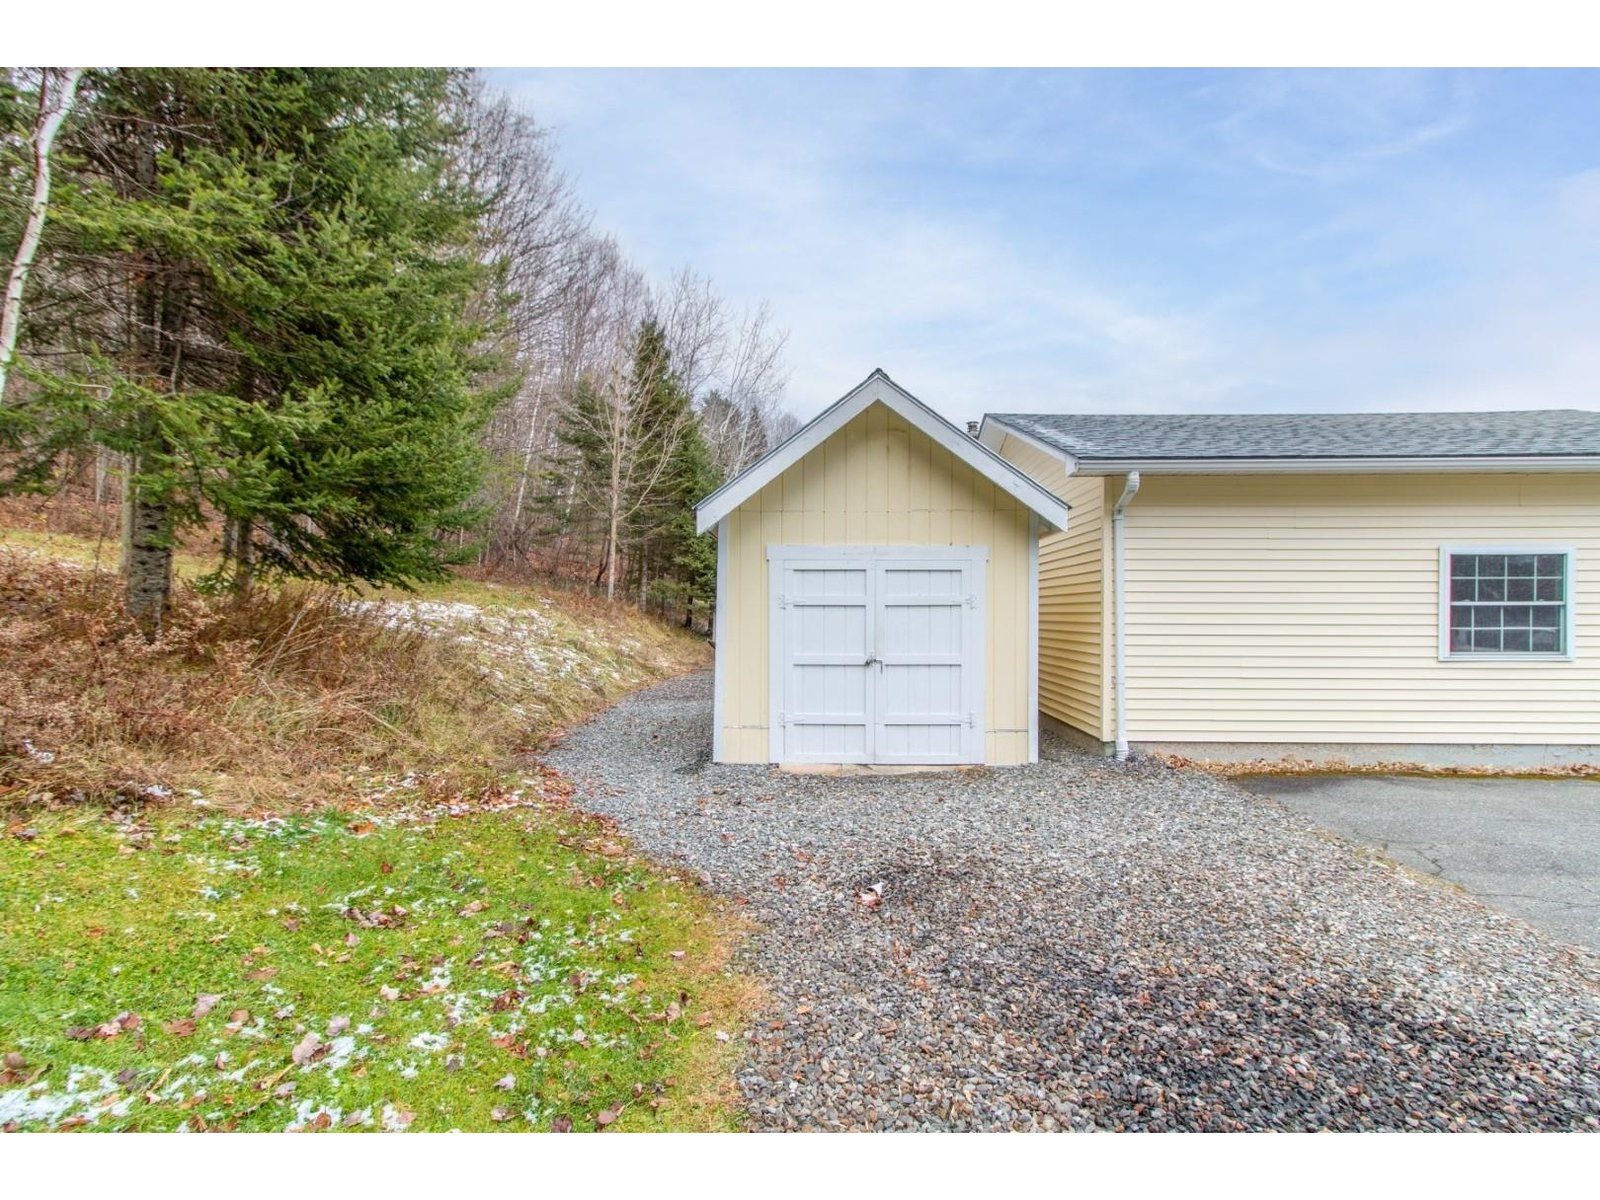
{"left": 695, "top": 371, "right": 1069, "bottom": 534}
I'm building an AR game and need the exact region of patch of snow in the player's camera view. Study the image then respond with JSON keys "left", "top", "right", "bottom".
{"left": 285, "top": 1099, "right": 343, "bottom": 1132}
{"left": 0, "top": 1066, "right": 118, "bottom": 1128}
{"left": 314, "top": 1035, "right": 359, "bottom": 1074}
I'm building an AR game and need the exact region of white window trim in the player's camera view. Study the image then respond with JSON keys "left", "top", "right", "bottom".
{"left": 1437, "top": 544, "right": 1576, "bottom": 663}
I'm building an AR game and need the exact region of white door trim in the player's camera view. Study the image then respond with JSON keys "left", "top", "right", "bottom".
{"left": 767, "top": 543, "right": 990, "bottom": 562}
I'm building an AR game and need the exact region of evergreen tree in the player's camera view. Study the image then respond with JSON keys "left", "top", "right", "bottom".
{"left": 544, "top": 317, "right": 703, "bottom": 604}
{"left": 621, "top": 319, "right": 696, "bottom": 593}
{"left": 543, "top": 375, "right": 617, "bottom": 585}
{"left": 0, "top": 68, "right": 501, "bottom": 629}
{"left": 661, "top": 422, "right": 721, "bottom": 628}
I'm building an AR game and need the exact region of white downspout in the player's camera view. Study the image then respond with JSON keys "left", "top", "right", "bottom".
{"left": 1112, "top": 471, "right": 1141, "bottom": 762}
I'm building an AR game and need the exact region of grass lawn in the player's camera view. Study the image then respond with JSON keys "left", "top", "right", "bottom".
{"left": 0, "top": 802, "right": 753, "bottom": 1132}
{"left": 0, "top": 534, "right": 745, "bottom": 1132}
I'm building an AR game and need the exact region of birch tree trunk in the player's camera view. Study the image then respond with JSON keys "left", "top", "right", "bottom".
{"left": 0, "top": 68, "right": 83, "bottom": 405}
{"left": 605, "top": 510, "right": 618, "bottom": 602}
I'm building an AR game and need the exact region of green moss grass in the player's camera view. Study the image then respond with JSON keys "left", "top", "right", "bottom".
{"left": 1, "top": 805, "right": 752, "bottom": 1132}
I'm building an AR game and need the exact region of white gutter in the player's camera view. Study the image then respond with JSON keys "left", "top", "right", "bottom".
{"left": 1064, "top": 455, "right": 1600, "bottom": 475}
{"left": 1111, "top": 471, "right": 1141, "bottom": 762}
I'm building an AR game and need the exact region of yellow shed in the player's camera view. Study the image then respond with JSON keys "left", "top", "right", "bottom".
{"left": 695, "top": 371, "right": 1070, "bottom": 766}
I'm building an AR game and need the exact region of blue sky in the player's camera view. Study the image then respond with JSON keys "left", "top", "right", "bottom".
{"left": 490, "top": 68, "right": 1600, "bottom": 422}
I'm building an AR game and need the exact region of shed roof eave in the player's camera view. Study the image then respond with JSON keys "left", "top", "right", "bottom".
{"left": 695, "top": 371, "right": 1070, "bottom": 534}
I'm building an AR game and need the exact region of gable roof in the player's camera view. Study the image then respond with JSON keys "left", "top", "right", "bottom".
{"left": 982, "top": 409, "right": 1600, "bottom": 474}
{"left": 696, "top": 370, "right": 1070, "bottom": 534}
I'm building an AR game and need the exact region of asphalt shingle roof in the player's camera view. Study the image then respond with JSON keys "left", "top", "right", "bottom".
{"left": 990, "top": 409, "right": 1600, "bottom": 462}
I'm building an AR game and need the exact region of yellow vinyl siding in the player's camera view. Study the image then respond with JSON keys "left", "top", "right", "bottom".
{"left": 719, "top": 401, "right": 1034, "bottom": 764}
{"left": 1122, "top": 472, "right": 1600, "bottom": 745}
{"left": 996, "top": 436, "right": 1111, "bottom": 742}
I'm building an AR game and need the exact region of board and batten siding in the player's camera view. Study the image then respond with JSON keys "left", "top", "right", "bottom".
{"left": 996, "top": 434, "right": 1112, "bottom": 743}
{"left": 719, "top": 402, "right": 1035, "bottom": 764}
{"left": 1120, "top": 472, "right": 1600, "bottom": 745}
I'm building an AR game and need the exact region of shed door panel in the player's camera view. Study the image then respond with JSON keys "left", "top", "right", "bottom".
{"left": 773, "top": 551, "right": 984, "bottom": 765}
{"left": 778, "top": 565, "right": 873, "bottom": 763}
{"left": 875, "top": 563, "right": 981, "bottom": 764}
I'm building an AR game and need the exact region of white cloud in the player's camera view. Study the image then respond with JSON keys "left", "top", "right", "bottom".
{"left": 489, "top": 69, "right": 1600, "bottom": 420}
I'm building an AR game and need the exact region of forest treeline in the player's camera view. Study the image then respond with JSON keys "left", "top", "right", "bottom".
{"left": 0, "top": 68, "right": 791, "bottom": 633}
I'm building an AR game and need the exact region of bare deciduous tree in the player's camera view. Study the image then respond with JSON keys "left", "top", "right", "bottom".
{"left": 659, "top": 267, "right": 728, "bottom": 401}
{"left": 447, "top": 76, "right": 798, "bottom": 586}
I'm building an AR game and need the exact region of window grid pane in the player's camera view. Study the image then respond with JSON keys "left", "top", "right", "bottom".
{"left": 1447, "top": 552, "right": 1568, "bottom": 656}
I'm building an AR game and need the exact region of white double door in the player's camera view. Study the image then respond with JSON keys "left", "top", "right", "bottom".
{"left": 769, "top": 547, "right": 986, "bottom": 765}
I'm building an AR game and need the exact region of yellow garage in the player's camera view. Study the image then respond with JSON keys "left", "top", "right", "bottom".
{"left": 695, "top": 370, "right": 1069, "bottom": 766}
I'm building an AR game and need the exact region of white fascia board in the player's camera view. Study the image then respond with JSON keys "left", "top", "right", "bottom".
{"left": 696, "top": 371, "right": 1071, "bottom": 535}
{"left": 978, "top": 416, "right": 1080, "bottom": 474}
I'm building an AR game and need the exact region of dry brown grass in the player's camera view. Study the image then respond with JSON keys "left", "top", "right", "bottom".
{"left": 0, "top": 548, "right": 707, "bottom": 814}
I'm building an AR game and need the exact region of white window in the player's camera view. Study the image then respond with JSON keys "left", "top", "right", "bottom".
{"left": 1439, "top": 546, "right": 1574, "bottom": 660}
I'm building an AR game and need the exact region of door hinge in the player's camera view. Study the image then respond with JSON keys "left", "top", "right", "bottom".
{"left": 777, "top": 593, "right": 787, "bottom": 609}
{"left": 966, "top": 711, "right": 975, "bottom": 728}
{"left": 965, "top": 593, "right": 976, "bottom": 609}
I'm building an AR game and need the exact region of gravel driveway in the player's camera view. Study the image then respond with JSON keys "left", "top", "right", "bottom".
{"left": 545, "top": 673, "right": 1600, "bottom": 1131}
{"left": 1235, "top": 774, "right": 1600, "bottom": 953}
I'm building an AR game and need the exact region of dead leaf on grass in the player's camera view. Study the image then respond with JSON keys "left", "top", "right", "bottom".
{"left": 290, "top": 1033, "right": 320, "bottom": 1065}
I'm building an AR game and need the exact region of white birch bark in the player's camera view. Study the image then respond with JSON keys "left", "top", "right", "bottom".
{"left": 0, "top": 68, "right": 83, "bottom": 404}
